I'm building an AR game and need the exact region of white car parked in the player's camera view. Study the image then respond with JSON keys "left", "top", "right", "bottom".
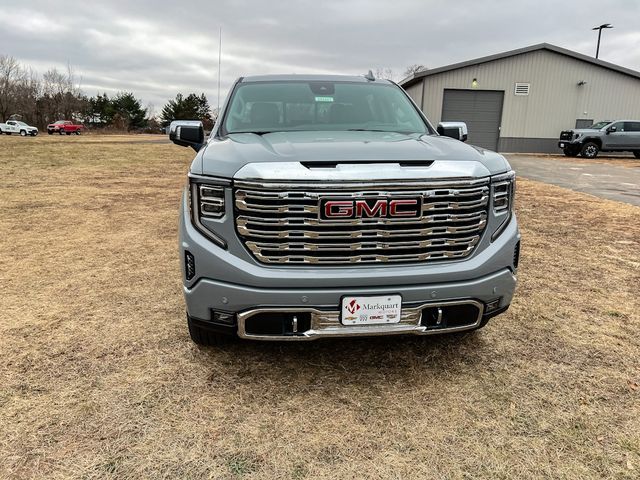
{"left": 0, "top": 120, "right": 39, "bottom": 136}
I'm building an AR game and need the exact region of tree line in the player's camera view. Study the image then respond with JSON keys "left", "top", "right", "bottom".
{"left": 1, "top": 54, "right": 426, "bottom": 131}
{"left": 0, "top": 55, "right": 214, "bottom": 132}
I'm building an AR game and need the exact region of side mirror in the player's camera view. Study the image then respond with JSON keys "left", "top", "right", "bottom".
{"left": 606, "top": 125, "right": 616, "bottom": 134}
{"left": 169, "top": 120, "right": 205, "bottom": 151}
{"left": 437, "top": 121, "right": 468, "bottom": 142}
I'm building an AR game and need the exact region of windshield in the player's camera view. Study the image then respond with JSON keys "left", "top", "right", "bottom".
{"left": 222, "top": 81, "right": 430, "bottom": 135}
{"left": 589, "top": 121, "right": 611, "bottom": 129}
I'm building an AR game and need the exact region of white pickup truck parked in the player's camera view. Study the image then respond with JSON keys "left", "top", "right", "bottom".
{"left": 0, "top": 120, "right": 39, "bottom": 136}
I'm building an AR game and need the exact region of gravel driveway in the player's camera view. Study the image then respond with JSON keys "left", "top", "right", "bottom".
{"left": 505, "top": 154, "right": 640, "bottom": 206}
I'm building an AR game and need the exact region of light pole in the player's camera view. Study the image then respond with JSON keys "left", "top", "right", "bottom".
{"left": 592, "top": 23, "right": 613, "bottom": 59}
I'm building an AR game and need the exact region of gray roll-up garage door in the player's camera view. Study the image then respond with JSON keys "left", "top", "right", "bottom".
{"left": 441, "top": 89, "right": 504, "bottom": 151}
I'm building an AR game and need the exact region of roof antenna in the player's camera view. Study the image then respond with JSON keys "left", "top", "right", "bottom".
{"left": 364, "top": 70, "right": 375, "bottom": 81}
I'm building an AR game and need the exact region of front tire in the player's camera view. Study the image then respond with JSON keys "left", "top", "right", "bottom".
{"left": 59, "top": 129, "right": 64, "bottom": 135}
{"left": 187, "top": 315, "right": 230, "bottom": 346}
{"left": 634, "top": 151, "right": 640, "bottom": 159}
{"left": 75, "top": 130, "right": 81, "bottom": 135}
{"left": 581, "top": 142, "right": 600, "bottom": 159}
{"left": 563, "top": 146, "right": 580, "bottom": 157}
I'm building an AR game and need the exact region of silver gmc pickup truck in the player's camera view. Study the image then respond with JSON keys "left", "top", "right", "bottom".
{"left": 170, "top": 74, "right": 520, "bottom": 345}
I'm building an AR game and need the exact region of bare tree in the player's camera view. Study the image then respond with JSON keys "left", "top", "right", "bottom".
{"left": 40, "top": 64, "right": 86, "bottom": 124}
{"left": 0, "top": 55, "right": 26, "bottom": 121}
{"left": 15, "top": 67, "right": 41, "bottom": 124}
{"left": 403, "top": 64, "right": 427, "bottom": 77}
{"left": 374, "top": 67, "right": 396, "bottom": 81}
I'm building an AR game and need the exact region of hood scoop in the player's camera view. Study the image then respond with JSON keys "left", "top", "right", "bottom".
{"left": 300, "top": 160, "right": 434, "bottom": 169}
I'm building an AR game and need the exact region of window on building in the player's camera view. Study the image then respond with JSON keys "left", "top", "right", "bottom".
{"left": 514, "top": 83, "right": 530, "bottom": 96}
{"left": 575, "top": 119, "right": 593, "bottom": 129}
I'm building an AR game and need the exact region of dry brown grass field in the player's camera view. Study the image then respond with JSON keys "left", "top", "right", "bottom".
{"left": 1, "top": 135, "right": 639, "bottom": 479}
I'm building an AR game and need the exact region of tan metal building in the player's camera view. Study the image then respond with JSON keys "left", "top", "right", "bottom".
{"left": 400, "top": 43, "right": 640, "bottom": 153}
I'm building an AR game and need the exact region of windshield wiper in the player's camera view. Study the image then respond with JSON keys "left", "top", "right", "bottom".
{"left": 346, "top": 128, "right": 415, "bottom": 134}
{"left": 229, "top": 130, "right": 278, "bottom": 136}
{"left": 230, "top": 129, "right": 417, "bottom": 135}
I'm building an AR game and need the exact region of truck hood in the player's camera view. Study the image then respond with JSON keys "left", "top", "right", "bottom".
{"left": 194, "top": 131, "right": 511, "bottom": 179}
{"left": 565, "top": 128, "right": 600, "bottom": 135}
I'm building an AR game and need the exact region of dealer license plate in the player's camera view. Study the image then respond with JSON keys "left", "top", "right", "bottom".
{"left": 340, "top": 295, "right": 402, "bottom": 325}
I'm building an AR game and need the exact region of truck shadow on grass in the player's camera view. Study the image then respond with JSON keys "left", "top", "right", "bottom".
{"left": 197, "top": 331, "right": 489, "bottom": 391}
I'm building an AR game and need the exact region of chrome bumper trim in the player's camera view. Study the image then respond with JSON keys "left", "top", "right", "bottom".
{"left": 236, "top": 299, "right": 484, "bottom": 341}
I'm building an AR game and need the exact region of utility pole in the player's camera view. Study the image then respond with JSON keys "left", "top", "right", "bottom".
{"left": 592, "top": 23, "right": 613, "bottom": 59}
{"left": 217, "top": 27, "right": 222, "bottom": 113}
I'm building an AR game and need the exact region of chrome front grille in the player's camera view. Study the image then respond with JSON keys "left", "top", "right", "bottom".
{"left": 234, "top": 179, "right": 489, "bottom": 265}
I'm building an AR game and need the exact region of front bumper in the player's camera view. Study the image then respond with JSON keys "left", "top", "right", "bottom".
{"left": 187, "top": 270, "right": 515, "bottom": 340}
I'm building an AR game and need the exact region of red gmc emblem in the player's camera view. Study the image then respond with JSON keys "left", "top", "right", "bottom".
{"left": 320, "top": 197, "right": 422, "bottom": 220}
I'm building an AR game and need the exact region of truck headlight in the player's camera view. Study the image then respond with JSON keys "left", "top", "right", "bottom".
{"left": 491, "top": 170, "right": 515, "bottom": 241}
{"left": 198, "top": 185, "right": 225, "bottom": 218}
{"left": 189, "top": 177, "right": 228, "bottom": 248}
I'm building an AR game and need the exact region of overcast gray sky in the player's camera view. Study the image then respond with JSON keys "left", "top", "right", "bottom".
{"left": 2, "top": 0, "right": 639, "bottom": 114}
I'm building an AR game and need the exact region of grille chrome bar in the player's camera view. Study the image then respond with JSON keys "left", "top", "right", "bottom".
{"left": 249, "top": 248, "right": 475, "bottom": 264}
{"left": 237, "top": 211, "right": 487, "bottom": 226}
{"left": 237, "top": 186, "right": 488, "bottom": 200}
{"left": 235, "top": 179, "right": 489, "bottom": 265}
{"left": 246, "top": 235, "right": 480, "bottom": 252}
{"left": 235, "top": 195, "right": 488, "bottom": 214}
{"left": 238, "top": 221, "right": 486, "bottom": 240}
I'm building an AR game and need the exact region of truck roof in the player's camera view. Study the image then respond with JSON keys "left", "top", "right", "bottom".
{"left": 239, "top": 74, "right": 394, "bottom": 84}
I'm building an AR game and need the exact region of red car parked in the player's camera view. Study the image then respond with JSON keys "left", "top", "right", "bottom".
{"left": 47, "top": 120, "right": 84, "bottom": 135}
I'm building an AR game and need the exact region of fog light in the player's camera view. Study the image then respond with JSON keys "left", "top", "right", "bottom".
{"left": 185, "top": 251, "right": 195, "bottom": 280}
{"left": 212, "top": 311, "right": 235, "bottom": 325}
{"left": 486, "top": 299, "right": 501, "bottom": 312}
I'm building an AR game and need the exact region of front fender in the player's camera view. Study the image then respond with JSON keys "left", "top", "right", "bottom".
{"left": 581, "top": 137, "right": 603, "bottom": 147}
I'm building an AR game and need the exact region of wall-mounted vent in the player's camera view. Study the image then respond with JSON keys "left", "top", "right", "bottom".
{"left": 514, "top": 83, "right": 530, "bottom": 96}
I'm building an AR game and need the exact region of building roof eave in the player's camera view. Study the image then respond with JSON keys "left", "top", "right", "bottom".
{"left": 399, "top": 43, "right": 640, "bottom": 87}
